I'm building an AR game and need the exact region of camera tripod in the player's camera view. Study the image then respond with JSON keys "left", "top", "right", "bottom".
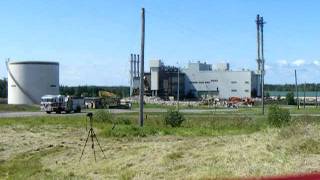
{"left": 79, "top": 113, "right": 106, "bottom": 162}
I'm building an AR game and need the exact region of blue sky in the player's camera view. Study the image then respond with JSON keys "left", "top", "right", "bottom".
{"left": 0, "top": 0, "right": 319, "bottom": 85}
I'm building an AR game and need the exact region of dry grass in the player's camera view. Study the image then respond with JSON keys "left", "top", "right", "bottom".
{"left": 1, "top": 115, "right": 320, "bottom": 179}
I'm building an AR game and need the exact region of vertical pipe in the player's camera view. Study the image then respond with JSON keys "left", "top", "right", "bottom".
{"left": 295, "top": 69, "right": 299, "bottom": 109}
{"left": 139, "top": 8, "right": 145, "bottom": 127}
{"left": 137, "top": 55, "right": 140, "bottom": 77}
{"left": 130, "top": 54, "right": 134, "bottom": 96}
{"left": 260, "top": 16, "right": 265, "bottom": 115}
{"left": 133, "top": 54, "right": 137, "bottom": 77}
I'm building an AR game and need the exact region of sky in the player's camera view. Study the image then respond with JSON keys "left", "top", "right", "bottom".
{"left": 0, "top": 0, "right": 320, "bottom": 86}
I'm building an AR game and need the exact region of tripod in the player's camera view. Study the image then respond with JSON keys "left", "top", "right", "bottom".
{"left": 79, "top": 113, "right": 106, "bottom": 162}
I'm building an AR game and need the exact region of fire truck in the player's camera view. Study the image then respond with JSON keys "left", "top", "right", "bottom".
{"left": 40, "top": 95, "right": 84, "bottom": 114}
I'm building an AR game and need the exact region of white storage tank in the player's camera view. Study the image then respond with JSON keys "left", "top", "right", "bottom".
{"left": 7, "top": 61, "right": 59, "bottom": 105}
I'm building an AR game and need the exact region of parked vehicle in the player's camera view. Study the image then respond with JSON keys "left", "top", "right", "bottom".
{"left": 40, "top": 95, "right": 84, "bottom": 114}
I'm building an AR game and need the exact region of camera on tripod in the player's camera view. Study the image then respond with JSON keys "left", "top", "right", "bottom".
{"left": 80, "top": 112, "right": 106, "bottom": 162}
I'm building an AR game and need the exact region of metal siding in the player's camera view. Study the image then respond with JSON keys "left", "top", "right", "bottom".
{"left": 182, "top": 65, "right": 256, "bottom": 99}
{"left": 8, "top": 62, "right": 59, "bottom": 104}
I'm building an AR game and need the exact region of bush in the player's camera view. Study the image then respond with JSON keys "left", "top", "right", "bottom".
{"left": 164, "top": 110, "right": 185, "bottom": 127}
{"left": 268, "top": 105, "right": 290, "bottom": 127}
{"left": 286, "top": 91, "right": 295, "bottom": 105}
{"left": 94, "top": 110, "right": 113, "bottom": 123}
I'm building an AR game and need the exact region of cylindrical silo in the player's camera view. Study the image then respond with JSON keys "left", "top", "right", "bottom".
{"left": 7, "top": 61, "right": 59, "bottom": 105}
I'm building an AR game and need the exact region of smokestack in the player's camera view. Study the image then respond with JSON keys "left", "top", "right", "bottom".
{"left": 130, "top": 54, "right": 134, "bottom": 96}
{"left": 133, "top": 54, "right": 137, "bottom": 77}
{"left": 137, "top": 54, "right": 140, "bottom": 77}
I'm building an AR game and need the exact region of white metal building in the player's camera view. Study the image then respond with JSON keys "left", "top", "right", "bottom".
{"left": 7, "top": 61, "right": 59, "bottom": 104}
{"left": 182, "top": 61, "right": 260, "bottom": 99}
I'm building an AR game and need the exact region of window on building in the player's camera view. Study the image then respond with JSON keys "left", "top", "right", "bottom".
{"left": 231, "top": 89, "right": 237, "bottom": 92}
{"left": 50, "top": 85, "right": 57, "bottom": 87}
{"left": 11, "top": 85, "right": 16, "bottom": 87}
{"left": 211, "top": 79, "right": 218, "bottom": 82}
{"left": 245, "top": 81, "right": 249, "bottom": 84}
{"left": 231, "top": 81, "right": 237, "bottom": 84}
{"left": 245, "top": 90, "right": 249, "bottom": 92}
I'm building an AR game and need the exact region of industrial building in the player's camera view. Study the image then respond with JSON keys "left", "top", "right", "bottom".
{"left": 130, "top": 59, "right": 260, "bottom": 100}
{"left": 182, "top": 61, "right": 260, "bottom": 99}
{"left": 7, "top": 61, "right": 59, "bottom": 104}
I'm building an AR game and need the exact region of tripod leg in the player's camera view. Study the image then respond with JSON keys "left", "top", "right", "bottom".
{"left": 92, "top": 131, "right": 107, "bottom": 159}
{"left": 91, "top": 129, "right": 96, "bottom": 162}
{"left": 79, "top": 129, "right": 91, "bottom": 162}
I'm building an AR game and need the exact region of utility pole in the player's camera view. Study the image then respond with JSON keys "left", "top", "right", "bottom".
{"left": 304, "top": 82, "right": 306, "bottom": 109}
{"left": 139, "top": 8, "right": 145, "bottom": 127}
{"left": 316, "top": 90, "right": 318, "bottom": 108}
{"left": 295, "top": 69, "right": 299, "bottom": 109}
{"left": 260, "top": 16, "right": 266, "bottom": 115}
{"left": 176, "top": 64, "right": 180, "bottom": 110}
{"left": 256, "top": 15, "right": 261, "bottom": 72}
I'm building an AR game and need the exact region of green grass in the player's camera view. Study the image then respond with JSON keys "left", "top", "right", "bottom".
{"left": 0, "top": 104, "right": 39, "bottom": 112}
{"left": 0, "top": 112, "right": 267, "bottom": 138}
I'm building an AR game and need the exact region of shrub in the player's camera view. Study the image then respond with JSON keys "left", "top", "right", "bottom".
{"left": 164, "top": 110, "right": 185, "bottom": 127}
{"left": 286, "top": 91, "right": 295, "bottom": 105}
{"left": 94, "top": 110, "right": 113, "bottom": 123}
{"left": 267, "top": 105, "right": 290, "bottom": 127}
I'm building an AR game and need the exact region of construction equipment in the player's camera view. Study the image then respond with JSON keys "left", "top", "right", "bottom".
{"left": 40, "top": 95, "right": 84, "bottom": 114}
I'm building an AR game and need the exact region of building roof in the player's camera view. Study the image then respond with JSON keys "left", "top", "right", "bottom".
{"left": 9, "top": 61, "right": 59, "bottom": 65}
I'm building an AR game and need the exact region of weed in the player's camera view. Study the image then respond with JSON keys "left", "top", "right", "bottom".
{"left": 297, "top": 139, "right": 320, "bottom": 154}
{"left": 164, "top": 110, "right": 185, "bottom": 127}
{"left": 268, "top": 105, "right": 291, "bottom": 127}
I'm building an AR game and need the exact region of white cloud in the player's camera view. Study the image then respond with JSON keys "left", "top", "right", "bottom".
{"left": 313, "top": 60, "right": 320, "bottom": 66}
{"left": 265, "top": 64, "right": 272, "bottom": 70}
{"left": 292, "top": 59, "right": 305, "bottom": 66}
{"left": 277, "top": 60, "right": 288, "bottom": 66}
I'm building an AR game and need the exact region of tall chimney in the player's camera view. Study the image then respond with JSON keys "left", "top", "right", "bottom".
{"left": 133, "top": 54, "right": 137, "bottom": 77}
{"left": 130, "top": 54, "right": 134, "bottom": 96}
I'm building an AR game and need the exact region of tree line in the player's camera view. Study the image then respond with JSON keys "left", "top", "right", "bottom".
{"left": 59, "top": 85, "right": 130, "bottom": 98}
{"left": 0, "top": 78, "right": 8, "bottom": 98}
{"left": 265, "top": 83, "right": 320, "bottom": 92}
{"left": 1, "top": 79, "right": 320, "bottom": 99}
{"left": 0, "top": 79, "right": 129, "bottom": 98}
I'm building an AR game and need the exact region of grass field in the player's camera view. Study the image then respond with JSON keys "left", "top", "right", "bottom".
{"left": 0, "top": 104, "right": 39, "bottom": 112}
{"left": 1, "top": 109, "right": 320, "bottom": 179}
